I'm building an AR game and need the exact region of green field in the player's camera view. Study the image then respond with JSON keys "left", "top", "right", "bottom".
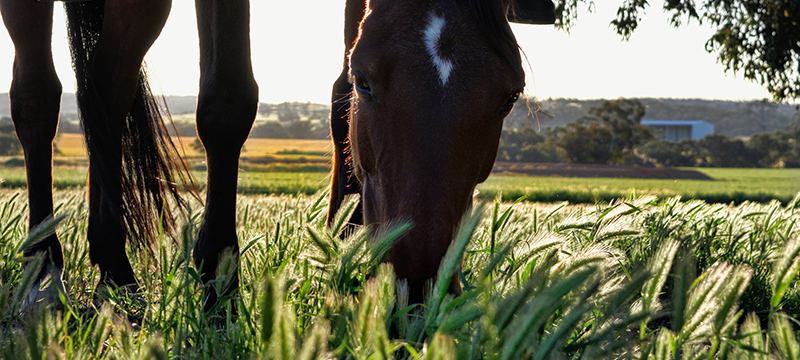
{"left": 1, "top": 164, "right": 797, "bottom": 205}
{"left": 1, "top": 189, "right": 800, "bottom": 359}
{"left": 478, "top": 168, "right": 800, "bottom": 204}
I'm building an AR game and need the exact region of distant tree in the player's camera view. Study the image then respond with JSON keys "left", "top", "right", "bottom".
{"left": 551, "top": 119, "right": 614, "bottom": 164}
{"left": 588, "top": 99, "right": 653, "bottom": 163}
{"left": 498, "top": 127, "right": 543, "bottom": 157}
{"left": 696, "top": 134, "right": 760, "bottom": 167}
{"left": 276, "top": 103, "right": 300, "bottom": 123}
{"left": 496, "top": 127, "right": 560, "bottom": 162}
{"left": 0, "top": 123, "right": 21, "bottom": 156}
{"left": 190, "top": 138, "right": 205, "bottom": 154}
{"left": 747, "top": 129, "right": 800, "bottom": 168}
{"left": 250, "top": 121, "right": 290, "bottom": 139}
{"left": 636, "top": 140, "right": 695, "bottom": 167}
{"left": 278, "top": 110, "right": 300, "bottom": 123}
{"left": 638, "top": 129, "right": 800, "bottom": 168}
{"left": 0, "top": 133, "right": 21, "bottom": 156}
{"left": 557, "top": 0, "right": 800, "bottom": 101}
{"left": 551, "top": 99, "right": 652, "bottom": 165}
{"left": 310, "top": 121, "right": 332, "bottom": 140}
{"left": 167, "top": 120, "right": 198, "bottom": 137}
{"left": 285, "top": 120, "right": 315, "bottom": 139}
{"left": 52, "top": 135, "right": 62, "bottom": 156}
{"left": 745, "top": 99, "right": 778, "bottom": 132}
{"left": 792, "top": 106, "right": 800, "bottom": 130}
{"left": 56, "top": 119, "right": 82, "bottom": 134}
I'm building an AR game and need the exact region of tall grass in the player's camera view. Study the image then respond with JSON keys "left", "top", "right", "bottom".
{"left": 1, "top": 188, "right": 799, "bottom": 359}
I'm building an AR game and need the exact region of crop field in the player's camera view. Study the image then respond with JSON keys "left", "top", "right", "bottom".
{"left": 52, "top": 133, "right": 331, "bottom": 160}
{"left": 1, "top": 189, "right": 800, "bottom": 359}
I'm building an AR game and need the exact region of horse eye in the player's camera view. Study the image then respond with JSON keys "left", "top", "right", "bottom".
{"left": 353, "top": 75, "right": 372, "bottom": 97}
{"left": 500, "top": 92, "right": 521, "bottom": 114}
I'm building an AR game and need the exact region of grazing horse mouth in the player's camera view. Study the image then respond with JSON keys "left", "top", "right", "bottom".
{"left": 339, "top": 0, "right": 526, "bottom": 303}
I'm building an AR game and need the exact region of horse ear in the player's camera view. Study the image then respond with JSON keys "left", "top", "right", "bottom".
{"left": 506, "top": 0, "right": 556, "bottom": 25}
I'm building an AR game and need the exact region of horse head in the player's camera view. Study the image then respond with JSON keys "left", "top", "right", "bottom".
{"left": 348, "top": 0, "right": 526, "bottom": 302}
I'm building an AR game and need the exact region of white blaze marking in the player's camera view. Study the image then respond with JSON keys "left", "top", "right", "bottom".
{"left": 423, "top": 14, "right": 453, "bottom": 86}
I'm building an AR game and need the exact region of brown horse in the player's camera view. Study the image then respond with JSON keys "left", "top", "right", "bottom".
{"left": 2, "top": 0, "right": 256, "bottom": 312}
{"left": 328, "top": 0, "right": 554, "bottom": 303}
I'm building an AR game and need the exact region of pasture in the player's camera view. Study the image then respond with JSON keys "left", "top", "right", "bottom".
{"left": 13, "top": 133, "right": 787, "bottom": 204}
{"left": 1, "top": 189, "right": 800, "bottom": 358}
{"left": 0, "top": 134, "right": 800, "bottom": 204}
{"left": 2, "top": 161, "right": 798, "bottom": 206}
{"left": 2, "top": 165, "right": 798, "bottom": 205}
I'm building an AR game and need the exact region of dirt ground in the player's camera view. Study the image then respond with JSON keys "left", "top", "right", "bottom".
{"left": 492, "top": 162, "right": 713, "bottom": 180}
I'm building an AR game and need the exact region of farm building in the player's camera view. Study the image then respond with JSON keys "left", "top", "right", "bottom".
{"left": 641, "top": 120, "right": 714, "bottom": 141}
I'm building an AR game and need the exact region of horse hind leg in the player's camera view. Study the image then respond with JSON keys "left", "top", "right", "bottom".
{"left": 1, "top": 0, "right": 68, "bottom": 311}
{"left": 65, "top": 0, "right": 171, "bottom": 292}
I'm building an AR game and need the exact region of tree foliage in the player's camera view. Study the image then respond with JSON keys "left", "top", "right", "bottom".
{"left": 555, "top": 0, "right": 800, "bottom": 101}
{"left": 495, "top": 127, "right": 561, "bottom": 162}
{"left": 636, "top": 128, "right": 800, "bottom": 168}
{"left": 0, "top": 119, "right": 21, "bottom": 156}
{"left": 551, "top": 98, "right": 653, "bottom": 164}
{"left": 250, "top": 121, "right": 290, "bottom": 139}
{"left": 552, "top": 119, "right": 615, "bottom": 164}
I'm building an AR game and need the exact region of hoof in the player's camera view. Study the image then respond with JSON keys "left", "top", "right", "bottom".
{"left": 93, "top": 283, "right": 147, "bottom": 321}
{"left": 20, "top": 265, "right": 70, "bottom": 315}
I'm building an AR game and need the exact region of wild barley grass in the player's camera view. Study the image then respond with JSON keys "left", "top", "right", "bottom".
{"left": 0, "top": 188, "right": 799, "bottom": 359}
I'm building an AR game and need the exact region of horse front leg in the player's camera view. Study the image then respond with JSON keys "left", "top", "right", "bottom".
{"left": 194, "top": 0, "right": 257, "bottom": 313}
{"left": 1, "top": 0, "right": 66, "bottom": 310}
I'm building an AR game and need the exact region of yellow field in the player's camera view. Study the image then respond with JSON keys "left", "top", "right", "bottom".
{"left": 240, "top": 138, "right": 330, "bottom": 158}
{"left": 54, "top": 133, "right": 331, "bottom": 159}
{"left": 55, "top": 133, "right": 88, "bottom": 157}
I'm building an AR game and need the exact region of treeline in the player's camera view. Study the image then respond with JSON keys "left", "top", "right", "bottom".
{"left": 497, "top": 99, "right": 800, "bottom": 168}
{"left": 0, "top": 117, "right": 20, "bottom": 156}
{"left": 166, "top": 119, "right": 330, "bottom": 140}
{"left": 168, "top": 101, "right": 332, "bottom": 140}
{"left": 506, "top": 97, "right": 800, "bottom": 137}
{"left": 248, "top": 120, "right": 329, "bottom": 139}
{"left": 4, "top": 95, "right": 799, "bottom": 138}
{"left": 637, "top": 131, "right": 800, "bottom": 168}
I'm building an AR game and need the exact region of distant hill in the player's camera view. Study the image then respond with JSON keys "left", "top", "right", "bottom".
{"left": 0, "top": 94, "right": 323, "bottom": 120}
{"left": 2, "top": 94, "right": 797, "bottom": 137}
{"left": 506, "top": 98, "right": 800, "bottom": 137}
{"left": 0, "top": 93, "right": 198, "bottom": 118}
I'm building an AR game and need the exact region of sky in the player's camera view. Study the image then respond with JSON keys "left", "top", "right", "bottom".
{"left": 0, "top": 1, "right": 777, "bottom": 105}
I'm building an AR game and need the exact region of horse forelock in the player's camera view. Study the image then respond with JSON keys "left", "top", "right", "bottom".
{"left": 423, "top": 0, "right": 522, "bottom": 88}
{"left": 466, "top": 0, "right": 521, "bottom": 67}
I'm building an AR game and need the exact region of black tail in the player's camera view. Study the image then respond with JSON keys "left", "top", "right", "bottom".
{"left": 64, "top": 1, "right": 197, "bottom": 251}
